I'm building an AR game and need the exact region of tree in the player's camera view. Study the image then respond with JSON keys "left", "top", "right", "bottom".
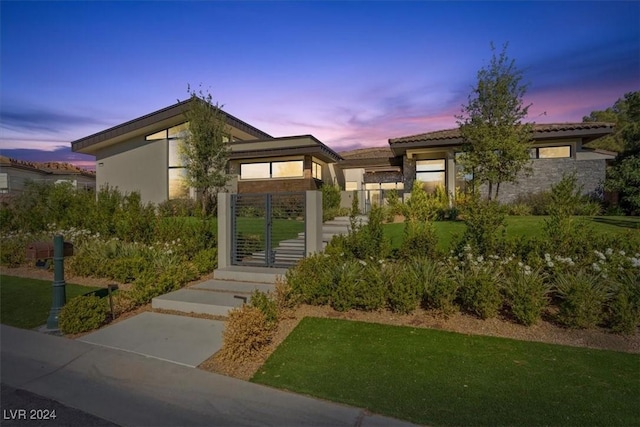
{"left": 599, "top": 91, "right": 640, "bottom": 213}
{"left": 456, "top": 43, "right": 533, "bottom": 201}
{"left": 181, "top": 85, "right": 231, "bottom": 215}
{"left": 583, "top": 91, "right": 638, "bottom": 153}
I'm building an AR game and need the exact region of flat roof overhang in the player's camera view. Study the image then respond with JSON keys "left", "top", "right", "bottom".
{"left": 71, "top": 99, "right": 273, "bottom": 156}
{"left": 230, "top": 135, "right": 342, "bottom": 163}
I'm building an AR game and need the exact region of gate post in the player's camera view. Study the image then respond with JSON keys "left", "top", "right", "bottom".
{"left": 217, "top": 192, "right": 232, "bottom": 269}
{"left": 305, "top": 190, "right": 323, "bottom": 256}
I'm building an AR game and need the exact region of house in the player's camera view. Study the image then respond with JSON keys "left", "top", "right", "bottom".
{"left": 71, "top": 99, "right": 342, "bottom": 205}
{"left": 339, "top": 122, "right": 616, "bottom": 205}
{"left": 71, "top": 98, "right": 615, "bottom": 206}
{"left": 0, "top": 155, "right": 96, "bottom": 196}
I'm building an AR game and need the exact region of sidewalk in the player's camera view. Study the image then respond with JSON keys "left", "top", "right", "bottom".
{"left": 1, "top": 325, "right": 420, "bottom": 427}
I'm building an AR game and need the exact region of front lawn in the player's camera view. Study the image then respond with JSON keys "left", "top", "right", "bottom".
{"left": 383, "top": 215, "right": 640, "bottom": 250}
{"left": 0, "top": 275, "right": 100, "bottom": 329}
{"left": 252, "top": 317, "right": 640, "bottom": 426}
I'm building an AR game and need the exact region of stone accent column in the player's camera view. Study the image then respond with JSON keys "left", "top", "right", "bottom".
{"left": 217, "top": 193, "right": 232, "bottom": 269}
{"left": 305, "top": 190, "right": 323, "bottom": 256}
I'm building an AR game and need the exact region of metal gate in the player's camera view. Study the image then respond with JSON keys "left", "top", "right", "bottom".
{"left": 231, "top": 193, "right": 306, "bottom": 268}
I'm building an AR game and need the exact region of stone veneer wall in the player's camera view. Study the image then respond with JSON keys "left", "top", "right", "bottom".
{"left": 480, "top": 158, "right": 606, "bottom": 203}
{"left": 363, "top": 171, "right": 403, "bottom": 184}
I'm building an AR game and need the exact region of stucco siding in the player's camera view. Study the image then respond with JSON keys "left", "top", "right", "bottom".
{"left": 95, "top": 135, "right": 167, "bottom": 204}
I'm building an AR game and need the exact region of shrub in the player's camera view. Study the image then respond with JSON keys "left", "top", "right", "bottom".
{"left": 249, "top": 290, "right": 278, "bottom": 325}
{"left": 191, "top": 248, "right": 218, "bottom": 275}
{"left": 503, "top": 267, "right": 550, "bottom": 326}
{"left": 424, "top": 265, "right": 460, "bottom": 316}
{"left": 157, "top": 198, "right": 199, "bottom": 217}
{"left": 216, "top": 305, "right": 276, "bottom": 363}
{"left": 405, "top": 182, "right": 441, "bottom": 222}
{"left": 286, "top": 254, "right": 338, "bottom": 305}
{"left": 0, "top": 235, "right": 29, "bottom": 267}
{"left": 606, "top": 270, "right": 640, "bottom": 334}
{"left": 331, "top": 260, "right": 386, "bottom": 312}
{"left": 458, "top": 267, "right": 503, "bottom": 319}
{"left": 321, "top": 184, "right": 341, "bottom": 211}
{"left": 274, "top": 276, "right": 299, "bottom": 313}
{"left": 459, "top": 196, "right": 506, "bottom": 255}
{"left": 507, "top": 203, "right": 532, "bottom": 216}
{"left": 575, "top": 200, "right": 602, "bottom": 216}
{"left": 59, "top": 295, "right": 109, "bottom": 334}
{"left": 399, "top": 221, "right": 438, "bottom": 259}
{"left": 110, "top": 256, "right": 147, "bottom": 283}
{"left": 554, "top": 270, "right": 609, "bottom": 329}
{"left": 387, "top": 258, "right": 428, "bottom": 314}
{"left": 129, "top": 263, "right": 197, "bottom": 305}
{"left": 543, "top": 173, "right": 583, "bottom": 253}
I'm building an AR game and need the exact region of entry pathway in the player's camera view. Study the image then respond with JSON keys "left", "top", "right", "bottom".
{"left": 79, "top": 312, "right": 225, "bottom": 367}
{"left": 2, "top": 325, "right": 420, "bottom": 427}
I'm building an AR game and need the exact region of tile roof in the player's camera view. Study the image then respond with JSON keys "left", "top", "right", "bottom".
{"left": 339, "top": 147, "right": 394, "bottom": 159}
{"left": 389, "top": 122, "right": 615, "bottom": 145}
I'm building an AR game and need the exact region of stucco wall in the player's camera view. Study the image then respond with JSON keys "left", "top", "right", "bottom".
{"left": 95, "top": 135, "right": 167, "bottom": 205}
{"left": 480, "top": 158, "right": 607, "bottom": 203}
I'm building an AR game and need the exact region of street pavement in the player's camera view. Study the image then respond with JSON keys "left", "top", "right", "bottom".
{"left": 0, "top": 325, "right": 420, "bottom": 427}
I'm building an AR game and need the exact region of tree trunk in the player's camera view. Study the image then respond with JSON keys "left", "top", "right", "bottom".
{"left": 487, "top": 182, "right": 493, "bottom": 201}
{"left": 495, "top": 182, "right": 501, "bottom": 201}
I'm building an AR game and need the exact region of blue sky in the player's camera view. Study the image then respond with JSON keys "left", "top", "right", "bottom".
{"left": 1, "top": 1, "right": 638, "bottom": 169}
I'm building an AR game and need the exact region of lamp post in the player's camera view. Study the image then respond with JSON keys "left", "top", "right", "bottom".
{"left": 46, "top": 235, "right": 67, "bottom": 330}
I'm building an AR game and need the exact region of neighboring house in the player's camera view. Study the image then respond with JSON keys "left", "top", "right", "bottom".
{"left": 382, "top": 122, "right": 614, "bottom": 203}
{"left": 71, "top": 100, "right": 342, "bottom": 205}
{"left": 0, "top": 155, "right": 96, "bottom": 196}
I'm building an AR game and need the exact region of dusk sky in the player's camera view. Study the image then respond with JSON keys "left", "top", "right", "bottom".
{"left": 1, "top": 1, "right": 638, "bottom": 169}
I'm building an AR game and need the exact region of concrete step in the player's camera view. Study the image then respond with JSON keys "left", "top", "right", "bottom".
{"left": 152, "top": 288, "right": 248, "bottom": 316}
{"left": 278, "top": 239, "right": 305, "bottom": 247}
{"left": 192, "top": 279, "right": 275, "bottom": 294}
{"left": 213, "top": 266, "right": 288, "bottom": 283}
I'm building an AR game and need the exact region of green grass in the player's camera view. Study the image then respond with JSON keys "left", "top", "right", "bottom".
{"left": 383, "top": 216, "right": 640, "bottom": 250}
{"left": 252, "top": 317, "right": 640, "bottom": 426}
{"left": 0, "top": 275, "right": 101, "bottom": 329}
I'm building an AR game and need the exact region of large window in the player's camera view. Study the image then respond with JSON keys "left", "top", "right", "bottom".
{"left": 530, "top": 146, "right": 571, "bottom": 159}
{"left": 168, "top": 168, "right": 188, "bottom": 199}
{"left": 240, "top": 160, "right": 304, "bottom": 180}
{"left": 312, "top": 161, "right": 322, "bottom": 180}
{"left": 146, "top": 122, "right": 191, "bottom": 200}
{"left": 416, "top": 159, "right": 446, "bottom": 193}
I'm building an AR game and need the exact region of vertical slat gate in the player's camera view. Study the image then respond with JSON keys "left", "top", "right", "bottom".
{"left": 231, "top": 192, "right": 306, "bottom": 268}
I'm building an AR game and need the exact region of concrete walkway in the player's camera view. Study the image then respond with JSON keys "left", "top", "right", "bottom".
{"left": 79, "top": 312, "right": 225, "bottom": 367}
{"left": 1, "top": 325, "right": 419, "bottom": 427}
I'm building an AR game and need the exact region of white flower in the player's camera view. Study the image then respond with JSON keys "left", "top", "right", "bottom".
{"left": 631, "top": 258, "right": 640, "bottom": 268}
{"left": 358, "top": 260, "right": 367, "bottom": 266}
{"left": 547, "top": 261, "right": 554, "bottom": 268}
{"left": 477, "top": 256, "right": 484, "bottom": 263}
{"left": 592, "top": 263, "right": 601, "bottom": 272}
{"left": 594, "top": 250, "right": 606, "bottom": 261}
{"left": 544, "top": 253, "right": 551, "bottom": 262}
{"left": 619, "top": 250, "right": 626, "bottom": 256}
